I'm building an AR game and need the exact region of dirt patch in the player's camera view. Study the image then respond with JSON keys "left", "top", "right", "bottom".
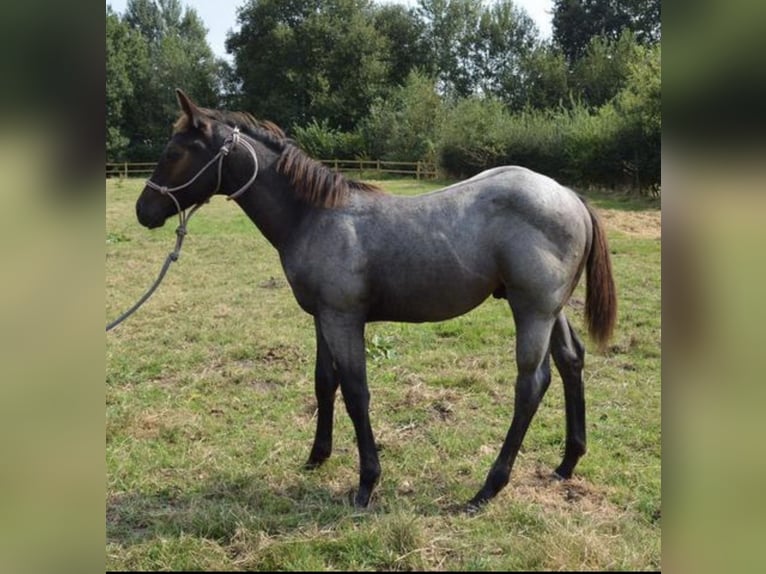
{"left": 599, "top": 208, "right": 661, "bottom": 239}
{"left": 510, "top": 465, "right": 623, "bottom": 518}
{"left": 258, "top": 344, "right": 307, "bottom": 367}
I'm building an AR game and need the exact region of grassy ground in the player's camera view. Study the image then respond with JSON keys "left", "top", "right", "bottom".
{"left": 106, "top": 177, "right": 660, "bottom": 570}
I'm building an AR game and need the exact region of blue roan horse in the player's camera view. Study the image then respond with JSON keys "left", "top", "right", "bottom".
{"left": 135, "top": 90, "right": 617, "bottom": 509}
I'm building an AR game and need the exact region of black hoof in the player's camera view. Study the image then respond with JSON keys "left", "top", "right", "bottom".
{"left": 303, "top": 459, "right": 325, "bottom": 471}
{"left": 552, "top": 466, "right": 572, "bottom": 480}
{"left": 348, "top": 489, "right": 372, "bottom": 510}
{"left": 304, "top": 450, "right": 330, "bottom": 470}
{"left": 464, "top": 495, "right": 490, "bottom": 514}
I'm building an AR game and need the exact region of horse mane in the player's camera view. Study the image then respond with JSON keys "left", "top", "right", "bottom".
{"left": 174, "top": 108, "right": 383, "bottom": 208}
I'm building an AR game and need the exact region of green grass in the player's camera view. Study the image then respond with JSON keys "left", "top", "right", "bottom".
{"left": 106, "top": 177, "right": 660, "bottom": 570}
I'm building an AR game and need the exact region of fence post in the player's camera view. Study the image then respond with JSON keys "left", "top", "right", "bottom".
{"left": 123, "top": 161, "right": 128, "bottom": 178}
{"left": 416, "top": 162, "right": 421, "bottom": 181}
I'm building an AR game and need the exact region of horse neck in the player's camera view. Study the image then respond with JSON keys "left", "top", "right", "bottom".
{"left": 222, "top": 137, "right": 306, "bottom": 250}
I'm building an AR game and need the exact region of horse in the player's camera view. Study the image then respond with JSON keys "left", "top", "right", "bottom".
{"left": 135, "top": 89, "right": 617, "bottom": 510}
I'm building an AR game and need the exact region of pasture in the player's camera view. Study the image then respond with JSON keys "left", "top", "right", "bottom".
{"left": 106, "top": 177, "right": 660, "bottom": 570}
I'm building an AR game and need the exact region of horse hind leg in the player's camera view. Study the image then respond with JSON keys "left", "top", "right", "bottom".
{"left": 468, "top": 307, "right": 555, "bottom": 509}
{"left": 550, "top": 312, "right": 587, "bottom": 479}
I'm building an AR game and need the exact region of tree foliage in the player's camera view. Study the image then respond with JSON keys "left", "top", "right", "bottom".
{"left": 372, "top": 4, "right": 431, "bottom": 88}
{"left": 552, "top": 0, "right": 661, "bottom": 62}
{"left": 106, "top": 0, "right": 661, "bottom": 192}
{"left": 106, "top": 0, "right": 221, "bottom": 161}
{"left": 570, "top": 29, "right": 644, "bottom": 108}
{"left": 359, "top": 71, "right": 444, "bottom": 162}
{"left": 227, "top": 0, "right": 389, "bottom": 131}
{"left": 106, "top": 6, "right": 148, "bottom": 159}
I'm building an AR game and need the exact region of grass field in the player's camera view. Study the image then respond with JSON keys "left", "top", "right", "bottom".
{"left": 106, "top": 177, "right": 661, "bottom": 570}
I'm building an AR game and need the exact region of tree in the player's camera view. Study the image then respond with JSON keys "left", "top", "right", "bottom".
{"left": 106, "top": 6, "right": 148, "bottom": 160}
{"left": 472, "top": 0, "right": 539, "bottom": 107}
{"left": 117, "top": 0, "right": 222, "bottom": 161}
{"left": 416, "top": 0, "right": 483, "bottom": 98}
{"left": 371, "top": 3, "right": 431, "bottom": 88}
{"left": 552, "top": 0, "right": 660, "bottom": 62}
{"left": 517, "top": 42, "right": 570, "bottom": 110}
{"left": 570, "top": 29, "right": 643, "bottom": 108}
{"left": 360, "top": 71, "right": 444, "bottom": 162}
{"left": 227, "top": 0, "right": 389, "bottom": 131}
{"left": 612, "top": 42, "right": 661, "bottom": 189}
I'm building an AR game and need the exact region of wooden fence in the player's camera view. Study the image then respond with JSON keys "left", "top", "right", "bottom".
{"left": 106, "top": 158, "right": 438, "bottom": 180}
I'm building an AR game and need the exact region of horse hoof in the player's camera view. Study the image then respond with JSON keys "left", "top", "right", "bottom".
{"left": 348, "top": 489, "right": 372, "bottom": 510}
{"left": 463, "top": 496, "right": 488, "bottom": 514}
{"left": 551, "top": 468, "right": 570, "bottom": 481}
{"left": 304, "top": 452, "right": 330, "bottom": 470}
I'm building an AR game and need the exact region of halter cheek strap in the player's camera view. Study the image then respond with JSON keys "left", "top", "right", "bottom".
{"left": 144, "top": 127, "right": 259, "bottom": 205}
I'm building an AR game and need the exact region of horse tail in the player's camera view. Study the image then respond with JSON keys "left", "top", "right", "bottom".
{"left": 583, "top": 202, "right": 617, "bottom": 350}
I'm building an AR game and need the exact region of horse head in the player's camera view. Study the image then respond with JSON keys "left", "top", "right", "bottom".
{"left": 136, "top": 89, "right": 234, "bottom": 228}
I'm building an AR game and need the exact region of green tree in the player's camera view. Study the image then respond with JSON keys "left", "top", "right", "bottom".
{"left": 612, "top": 42, "right": 661, "bottom": 189}
{"left": 118, "top": 0, "right": 221, "bottom": 160}
{"left": 371, "top": 3, "right": 431, "bottom": 88}
{"left": 472, "top": 0, "right": 539, "bottom": 107}
{"left": 416, "top": 0, "right": 483, "bottom": 97}
{"left": 415, "top": 0, "right": 540, "bottom": 102}
{"left": 570, "top": 29, "right": 643, "bottom": 108}
{"left": 360, "top": 71, "right": 444, "bottom": 162}
{"left": 227, "top": 0, "right": 389, "bottom": 131}
{"left": 106, "top": 5, "right": 148, "bottom": 160}
{"left": 552, "top": 0, "right": 660, "bottom": 62}
{"left": 517, "top": 42, "right": 570, "bottom": 110}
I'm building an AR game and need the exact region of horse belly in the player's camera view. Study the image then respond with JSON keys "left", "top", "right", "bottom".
{"left": 368, "top": 264, "right": 497, "bottom": 323}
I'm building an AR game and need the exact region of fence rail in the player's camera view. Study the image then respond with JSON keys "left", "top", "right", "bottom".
{"left": 106, "top": 158, "right": 438, "bottom": 180}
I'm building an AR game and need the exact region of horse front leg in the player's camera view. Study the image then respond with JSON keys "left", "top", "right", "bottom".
{"left": 317, "top": 310, "right": 380, "bottom": 508}
{"left": 305, "top": 317, "right": 340, "bottom": 469}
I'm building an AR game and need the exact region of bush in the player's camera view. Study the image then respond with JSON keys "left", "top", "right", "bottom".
{"left": 290, "top": 45, "right": 661, "bottom": 193}
{"left": 437, "top": 100, "right": 570, "bottom": 181}
{"left": 437, "top": 98, "right": 509, "bottom": 177}
{"left": 612, "top": 43, "right": 661, "bottom": 191}
{"left": 436, "top": 58, "right": 660, "bottom": 192}
{"left": 359, "top": 71, "right": 444, "bottom": 163}
{"left": 292, "top": 119, "right": 366, "bottom": 160}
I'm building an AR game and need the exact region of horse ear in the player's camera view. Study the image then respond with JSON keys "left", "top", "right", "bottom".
{"left": 175, "top": 88, "right": 208, "bottom": 132}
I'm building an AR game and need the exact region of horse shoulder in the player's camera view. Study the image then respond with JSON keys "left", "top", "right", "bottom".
{"left": 280, "top": 210, "right": 373, "bottom": 316}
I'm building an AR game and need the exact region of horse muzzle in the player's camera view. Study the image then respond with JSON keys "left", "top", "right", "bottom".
{"left": 135, "top": 194, "right": 169, "bottom": 229}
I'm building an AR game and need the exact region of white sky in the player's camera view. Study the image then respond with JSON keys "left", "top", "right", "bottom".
{"left": 106, "top": 0, "right": 553, "bottom": 61}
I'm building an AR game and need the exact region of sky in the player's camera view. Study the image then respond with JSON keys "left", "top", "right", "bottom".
{"left": 106, "top": 0, "right": 553, "bottom": 61}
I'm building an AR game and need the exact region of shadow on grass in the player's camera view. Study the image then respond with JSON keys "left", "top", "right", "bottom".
{"left": 108, "top": 474, "right": 343, "bottom": 545}
{"left": 107, "top": 470, "right": 480, "bottom": 547}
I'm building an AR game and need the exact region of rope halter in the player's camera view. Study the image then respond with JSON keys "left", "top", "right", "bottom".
{"left": 106, "top": 128, "right": 259, "bottom": 332}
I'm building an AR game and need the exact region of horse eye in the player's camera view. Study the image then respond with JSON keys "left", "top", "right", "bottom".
{"left": 166, "top": 149, "right": 183, "bottom": 161}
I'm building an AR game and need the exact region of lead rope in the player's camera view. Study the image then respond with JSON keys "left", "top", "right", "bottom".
{"left": 105, "top": 202, "right": 201, "bottom": 332}
{"left": 106, "top": 128, "right": 258, "bottom": 332}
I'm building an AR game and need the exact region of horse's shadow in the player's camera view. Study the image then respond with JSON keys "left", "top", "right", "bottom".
{"left": 106, "top": 471, "right": 469, "bottom": 546}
